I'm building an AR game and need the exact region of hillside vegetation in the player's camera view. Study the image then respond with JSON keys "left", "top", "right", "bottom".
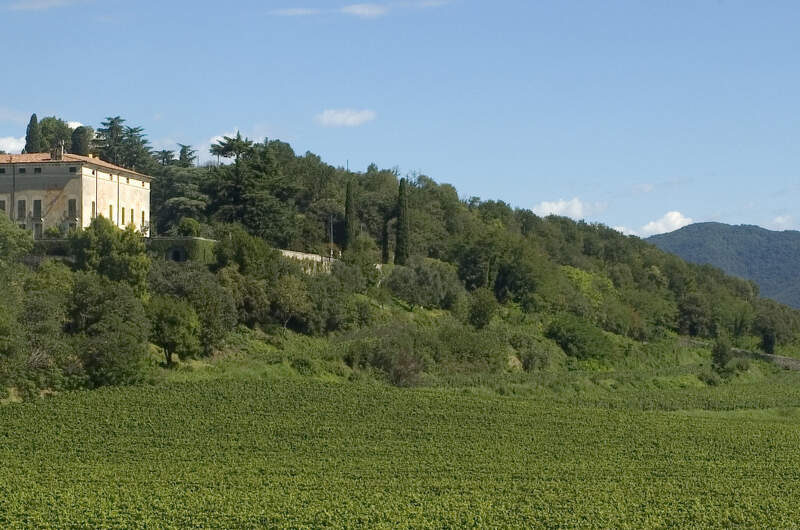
{"left": 648, "top": 222, "right": 800, "bottom": 308}
{"left": 3, "top": 120, "right": 800, "bottom": 399}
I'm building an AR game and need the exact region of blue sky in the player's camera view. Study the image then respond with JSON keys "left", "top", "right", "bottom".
{"left": 1, "top": 0, "right": 799, "bottom": 235}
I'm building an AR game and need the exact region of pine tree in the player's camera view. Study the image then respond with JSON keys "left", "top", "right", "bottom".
{"left": 394, "top": 178, "right": 410, "bottom": 265}
{"left": 177, "top": 144, "right": 197, "bottom": 167}
{"left": 24, "top": 114, "right": 42, "bottom": 153}
{"left": 344, "top": 180, "right": 357, "bottom": 250}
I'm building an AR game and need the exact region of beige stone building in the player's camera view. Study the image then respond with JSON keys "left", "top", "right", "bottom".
{"left": 0, "top": 151, "right": 151, "bottom": 238}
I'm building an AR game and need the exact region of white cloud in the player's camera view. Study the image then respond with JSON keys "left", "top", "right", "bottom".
{"left": 613, "top": 226, "right": 638, "bottom": 236}
{"left": 67, "top": 121, "right": 82, "bottom": 129}
{"left": 640, "top": 211, "right": 693, "bottom": 236}
{"left": 271, "top": 1, "right": 448, "bottom": 18}
{"left": 340, "top": 3, "right": 389, "bottom": 17}
{"left": 0, "top": 136, "right": 25, "bottom": 153}
{"left": 532, "top": 197, "right": 606, "bottom": 219}
{"left": 270, "top": 7, "right": 323, "bottom": 16}
{"left": 633, "top": 183, "right": 654, "bottom": 194}
{"left": 316, "top": 109, "right": 376, "bottom": 127}
{"left": 769, "top": 215, "right": 795, "bottom": 231}
{"left": 8, "top": 0, "right": 80, "bottom": 10}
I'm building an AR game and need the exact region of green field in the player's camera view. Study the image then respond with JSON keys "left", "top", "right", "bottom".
{"left": 3, "top": 377, "right": 800, "bottom": 527}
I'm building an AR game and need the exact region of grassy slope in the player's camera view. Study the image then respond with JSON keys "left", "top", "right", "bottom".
{"left": 3, "top": 373, "right": 800, "bottom": 527}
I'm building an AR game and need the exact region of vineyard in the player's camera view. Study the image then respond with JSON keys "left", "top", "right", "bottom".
{"left": 3, "top": 378, "right": 800, "bottom": 527}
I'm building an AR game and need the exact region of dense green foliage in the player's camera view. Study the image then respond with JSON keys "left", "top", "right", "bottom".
{"left": 5, "top": 113, "right": 800, "bottom": 399}
{"left": 649, "top": 222, "right": 800, "bottom": 308}
{"left": 38, "top": 116, "right": 72, "bottom": 153}
{"left": 23, "top": 113, "right": 41, "bottom": 154}
{"left": 4, "top": 378, "right": 800, "bottom": 526}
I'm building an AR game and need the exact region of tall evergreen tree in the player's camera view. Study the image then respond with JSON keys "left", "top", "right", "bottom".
{"left": 155, "top": 150, "right": 176, "bottom": 166}
{"left": 95, "top": 116, "right": 126, "bottom": 165}
{"left": 24, "top": 114, "right": 42, "bottom": 154}
{"left": 120, "top": 126, "right": 153, "bottom": 171}
{"left": 394, "top": 178, "right": 410, "bottom": 265}
{"left": 177, "top": 144, "right": 197, "bottom": 167}
{"left": 70, "top": 126, "right": 93, "bottom": 156}
{"left": 344, "top": 180, "right": 357, "bottom": 250}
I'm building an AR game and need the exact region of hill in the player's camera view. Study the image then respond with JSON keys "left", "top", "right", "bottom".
{"left": 648, "top": 222, "right": 800, "bottom": 308}
{"left": 3, "top": 116, "right": 800, "bottom": 401}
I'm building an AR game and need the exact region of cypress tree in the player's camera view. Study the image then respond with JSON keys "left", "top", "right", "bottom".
{"left": 394, "top": 178, "right": 410, "bottom": 265}
{"left": 70, "top": 126, "right": 92, "bottom": 156}
{"left": 344, "top": 180, "right": 357, "bottom": 250}
{"left": 24, "top": 113, "right": 42, "bottom": 154}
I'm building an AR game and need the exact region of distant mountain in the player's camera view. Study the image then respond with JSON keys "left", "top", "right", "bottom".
{"left": 648, "top": 222, "right": 800, "bottom": 308}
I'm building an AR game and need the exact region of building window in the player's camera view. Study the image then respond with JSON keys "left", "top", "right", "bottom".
{"left": 142, "top": 181, "right": 146, "bottom": 187}
{"left": 109, "top": 204, "right": 114, "bottom": 221}
{"left": 34, "top": 167, "right": 42, "bottom": 174}
{"left": 92, "top": 170, "right": 96, "bottom": 175}
{"left": 17, "top": 200, "right": 25, "bottom": 220}
{"left": 126, "top": 177, "right": 130, "bottom": 184}
{"left": 122, "top": 208, "right": 125, "bottom": 225}
{"left": 0, "top": 200, "right": 5, "bottom": 212}
{"left": 18, "top": 168, "right": 26, "bottom": 174}
{"left": 33, "top": 200, "right": 42, "bottom": 219}
{"left": 68, "top": 199, "right": 77, "bottom": 218}
{"left": 69, "top": 167, "right": 77, "bottom": 173}
{"left": 91, "top": 201, "right": 96, "bottom": 218}
{"left": 0, "top": 168, "right": 5, "bottom": 174}
{"left": 130, "top": 208, "right": 134, "bottom": 226}
{"left": 142, "top": 210, "right": 145, "bottom": 227}
{"left": 34, "top": 224, "right": 42, "bottom": 239}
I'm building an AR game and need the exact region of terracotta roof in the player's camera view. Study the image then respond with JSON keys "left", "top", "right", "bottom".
{"left": 0, "top": 152, "right": 152, "bottom": 179}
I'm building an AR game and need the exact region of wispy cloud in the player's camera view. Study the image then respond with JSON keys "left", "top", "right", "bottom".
{"left": 7, "top": 0, "right": 82, "bottom": 10}
{"left": 0, "top": 107, "right": 28, "bottom": 125}
{"left": 340, "top": 3, "right": 389, "bottom": 17}
{"left": 271, "top": 1, "right": 449, "bottom": 18}
{"left": 532, "top": 197, "right": 607, "bottom": 220}
{"left": 769, "top": 215, "right": 795, "bottom": 231}
{"left": 271, "top": 7, "right": 323, "bottom": 16}
{"left": 0, "top": 136, "right": 25, "bottom": 154}
{"left": 316, "top": 109, "right": 376, "bottom": 127}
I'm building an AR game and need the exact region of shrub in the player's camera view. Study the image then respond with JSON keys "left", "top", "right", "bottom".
{"left": 70, "top": 273, "right": 150, "bottom": 387}
{"left": 712, "top": 336, "right": 732, "bottom": 371}
{"left": 468, "top": 288, "right": 498, "bottom": 329}
{"left": 343, "top": 323, "right": 425, "bottom": 386}
{"left": 385, "top": 258, "right": 465, "bottom": 310}
{"left": 698, "top": 369, "right": 721, "bottom": 386}
{"left": 177, "top": 217, "right": 201, "bottom": 237}
{"left": 545, "top": 313, "right": 615, "bottom": 360}
{"left": 148, "top": 295, "right": 202, "bottom": 365}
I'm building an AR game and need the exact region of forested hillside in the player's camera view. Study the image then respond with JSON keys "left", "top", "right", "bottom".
{"left": 3, "top": 116, "right": 800, "bottom": 400}
{"left": 649, "top": 222, "right": 800, "bottom": 308}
